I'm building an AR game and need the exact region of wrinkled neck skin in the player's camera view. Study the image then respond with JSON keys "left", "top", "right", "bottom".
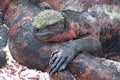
{"left": 41, "top": 10, "right": 91, "bottom": 43}
{"left": 4, "top": 0, "right": 120, "bottom": 43}
{"left": 38, "top": 11, "right": 83, "bottom": 43}
{"left": 39, "top": 9, "right": 120, "bottom": 43}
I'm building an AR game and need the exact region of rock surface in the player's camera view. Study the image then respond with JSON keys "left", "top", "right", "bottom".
{"left": 0, "top": 45, "right": 50, "bottom": 80}
{"left": 0, "top": 49, "right": 6, "bottom": 68}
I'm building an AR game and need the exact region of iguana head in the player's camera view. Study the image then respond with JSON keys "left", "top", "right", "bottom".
{"left": 32, "top": 10, "right": 65, "bottom": 42}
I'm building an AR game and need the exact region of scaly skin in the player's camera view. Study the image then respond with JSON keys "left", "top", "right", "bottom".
{"left": 0, "top": 0, "right": 120, "bottom": 80}
{"left": 5, "top": 0, "right": 120, "bottom": 70}
{"left": 41, "top": 0, "right": 120, "bottom": 10}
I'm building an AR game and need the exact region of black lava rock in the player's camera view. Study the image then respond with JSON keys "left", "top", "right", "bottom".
{"left": 0, "top": 50, "right": 6, "bottom": 68}
{"left": 0, "top": 25, "right": 8, "bottom": 49}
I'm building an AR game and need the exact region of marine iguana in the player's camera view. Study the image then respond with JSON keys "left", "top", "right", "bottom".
{"left": 0, "top": 0, "right": 120, "bottom": 79}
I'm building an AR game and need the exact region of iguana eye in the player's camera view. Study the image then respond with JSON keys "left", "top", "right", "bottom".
{"left": 33, "top": 28, "right": 41, "bottom": 33}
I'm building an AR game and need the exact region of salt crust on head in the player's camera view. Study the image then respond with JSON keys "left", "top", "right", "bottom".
{"left": 33, "top": 10, "right": 64, "bottom": 29}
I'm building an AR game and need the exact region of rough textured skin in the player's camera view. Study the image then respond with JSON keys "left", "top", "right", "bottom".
{"left": 41, "top": 0, "right": 120, "bottom": 10}
{"left": 6, "top": 0, "right": 59, "bottom": 71}
{"left": 32, "top": 10, "right": 120, "bottom": 57}
{"left": 49, "top": 52, "right": 120, "bottom": 80}
{"left": 0, "top": 0, "right": 120, "bottom": 80}
{"left": 69, "top": 53, "right": 120, "bottom": 80}
{"left": 0, "top": 0, "right": 11, "bottom": 10}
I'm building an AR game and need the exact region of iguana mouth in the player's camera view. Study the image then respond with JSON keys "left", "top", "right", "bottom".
{"left": 33, "top": 31, "right": 54, "bottom": 41}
